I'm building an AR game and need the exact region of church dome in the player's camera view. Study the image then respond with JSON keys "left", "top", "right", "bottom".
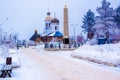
{"left": 45, "top": 16, "right": 52, "bottom": 21}
{"left": 47, "top": 12, "right": 51, "bottom": 15}
{"left": 51, "top": 18, "right": 59, "bottom": 23}
{"left": 45, "top": 12, "right": 52, "bottom": 21}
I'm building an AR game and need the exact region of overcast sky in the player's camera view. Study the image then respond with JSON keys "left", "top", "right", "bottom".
{"left": 0, "top": 0, "right": 119, "bottom": 40}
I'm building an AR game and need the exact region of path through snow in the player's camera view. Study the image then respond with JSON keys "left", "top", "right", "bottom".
{"left": 11, "top": 47, "right": 120, "bottom": 80}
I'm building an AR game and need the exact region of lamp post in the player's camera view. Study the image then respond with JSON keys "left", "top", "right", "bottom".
{"left": 71, "top": 24, "right": 78, "bottom": 48}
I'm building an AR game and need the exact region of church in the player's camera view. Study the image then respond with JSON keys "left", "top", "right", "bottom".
{"left": 41, "top": 11, "right": 63, "bottom": 42}
{"left": 30, "top": 5, "right": 69, "bottom": 45}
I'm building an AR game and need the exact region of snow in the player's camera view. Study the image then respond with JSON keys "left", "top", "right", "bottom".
{"left": 71, "top": 43, "right": 120, "bottom": 66}
{"left": 11, "top": 51, "right": 51, "bottom": 80}
{"left": 8, "top": 49, "right": 17, "bottom": 54}
{"left": 0, "top": 48, "right": 51, "bottom": 80}
{"left": 0, "top": 43, "right": 120, "bottom": 80}
{"left": 0, "top": 48, "right": 20, "bottom": 68}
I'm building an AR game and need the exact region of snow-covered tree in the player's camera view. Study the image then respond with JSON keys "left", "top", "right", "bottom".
{"left": 13, "top": 33, "right": 18, "bottom": 43}
{"left": 95, "top": 0, "right": 117, "bottom": 43}
{"left": 82, "top": 9, "right": 95, "bottom": 39}
{"left": 76, "top": 35, "right": 83, "bottom": 43}
{"left": 0, "top": 28, "right": 2, "bottom": 45}
{"left": 114, "top": 5, "right": 120, "bottom": 29}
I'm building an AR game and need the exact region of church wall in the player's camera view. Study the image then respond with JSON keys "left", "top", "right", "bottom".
{"left": 51, "top": 23, "right": 59, "bottom": 32}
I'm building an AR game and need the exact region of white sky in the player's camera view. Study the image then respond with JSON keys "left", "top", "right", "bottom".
{"left": 0, "top": 0, "right": 119, "bottom": 40}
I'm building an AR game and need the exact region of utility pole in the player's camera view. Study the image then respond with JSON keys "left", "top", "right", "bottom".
{"left": 71, "top": 24, "right": 78, "bottom": 48}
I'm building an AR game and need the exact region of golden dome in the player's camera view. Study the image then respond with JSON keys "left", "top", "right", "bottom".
{"left": 45, "top": 11, "right": 52, "bottom": 21}
{"left": 45, "top": 16, "right": 52, "bottom": 21}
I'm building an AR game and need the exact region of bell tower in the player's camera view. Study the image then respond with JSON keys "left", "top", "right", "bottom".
{"left": 64, "top": 5, "right": 69, "bottom": 38}
{"left": 63, "top": 5, "right": 69, "bottom": 44}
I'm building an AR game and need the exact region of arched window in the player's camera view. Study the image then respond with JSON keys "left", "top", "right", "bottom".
{"left": 49, "top": 23, "right": 50, "bottom": 27}
{"left": 46, "top": 23, "right": 47, "bottom": 27}
{"left": 55, "top": 26, "right": 57, "bottom": 30}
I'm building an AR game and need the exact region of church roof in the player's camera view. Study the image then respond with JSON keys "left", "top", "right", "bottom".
{"left": 30, "top": 30, "right": 40, "bottom": 41}
{"left": 41, "top": 33, "right": 51, "bottom": 37}
{"left": 51, "top": 18, "right": 59, "bottom": 23}
{"left": 48, "top": 31, "right": 63, "bottom": 37}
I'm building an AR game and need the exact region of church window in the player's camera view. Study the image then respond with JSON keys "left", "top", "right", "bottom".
{"left": 46, "top": 23, "right": 47, "bottom": 27}
{"left": 55, "top": 26, "right": 57, "bottom": 30}
{"left": 49, "top": 23, "right": 50, "bottom": 27}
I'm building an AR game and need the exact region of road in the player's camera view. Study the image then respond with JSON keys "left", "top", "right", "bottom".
{"left": 20, "top": 47, "right": 120, "bottom": 80}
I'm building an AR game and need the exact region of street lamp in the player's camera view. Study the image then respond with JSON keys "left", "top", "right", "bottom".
{"left": 71, "top": 24, "right": 78, "bottom": 47}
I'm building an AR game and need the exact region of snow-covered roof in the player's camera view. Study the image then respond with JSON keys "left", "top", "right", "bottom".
{"left": 41, "top": 33, "right": 51, "bottom": 37}
{"left": 48, "top": 31, "right": 63, "bottom": 37}
{"left": 30, "top": 31, "right": 40, "bottom": 41}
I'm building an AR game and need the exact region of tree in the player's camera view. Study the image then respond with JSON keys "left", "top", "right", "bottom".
{"left": 0, "top": 28, "right": 2, "bottom": 45}
{"left": 82, "top": 9, "right": 95, "bottom": 39}
{"left": 76, "top": 35, "right": 83, "bottom": 43}
{"left": 114, "top": 5, "right": 120, "bottom": 29}
{"left": 95, "top": 0, "right": 117, "bottom": 43}
{"left": 13, "top": 33, "right": 18, "bottom": 43}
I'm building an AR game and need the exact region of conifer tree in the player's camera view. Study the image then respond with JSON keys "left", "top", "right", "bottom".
{"left": 114, "top": 5, "right": 120, "bottom": 29}
{"left": 95, "top": 0, "right": 116, "bottom": 43}
{"left": 82, "top": 9, "right": 95, "bottom": 39}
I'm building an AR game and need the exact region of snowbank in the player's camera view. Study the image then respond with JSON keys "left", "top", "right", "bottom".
{"left": 9, "top": 49, "right": 17, "bottom": 54}
{"left": 11, "top": 54, "right": 21, "bottom": 68}
{"left": 71, "top": 43, "right": 120, "bottom": 67}
{"left": 0, "top": 48, "right": 21, "bottom": 68}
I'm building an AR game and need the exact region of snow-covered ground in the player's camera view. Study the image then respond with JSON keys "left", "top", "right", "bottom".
{"left": 0, "top": 43, "right": 120, "bottom": 80}
{"left": 0, "top": 48, "right": 21, "bottom": 68}
{"left": 71, "top": 43, "right": 120, "bottom": 67}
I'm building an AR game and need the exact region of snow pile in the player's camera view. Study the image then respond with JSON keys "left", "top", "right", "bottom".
{"left": 36, "top": 44, "right": 45, "bottom": 51}
{"left": 29, "top": 44, "right": 45, "bottom": 52}
{"left": 71, "top": 43, "right": 120, "bottom": 67}
{"left": 8, "top": 49, "right": 21, "bottom": 68}
{"left": 0, "top": 56, "right": 6, "bottom": 65}
{"left": 11, "top": 54, "right": 21, "bottom": 68}
{"left": 0, "top": 48, "right": 21, "bottom": 68}
{"left": 9, "top": 49, "right": 17, "bottom": 54}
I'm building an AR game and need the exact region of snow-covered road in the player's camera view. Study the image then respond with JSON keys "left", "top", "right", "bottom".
{"left": 13, "top": 48, "right": 120, "bottom": 80}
